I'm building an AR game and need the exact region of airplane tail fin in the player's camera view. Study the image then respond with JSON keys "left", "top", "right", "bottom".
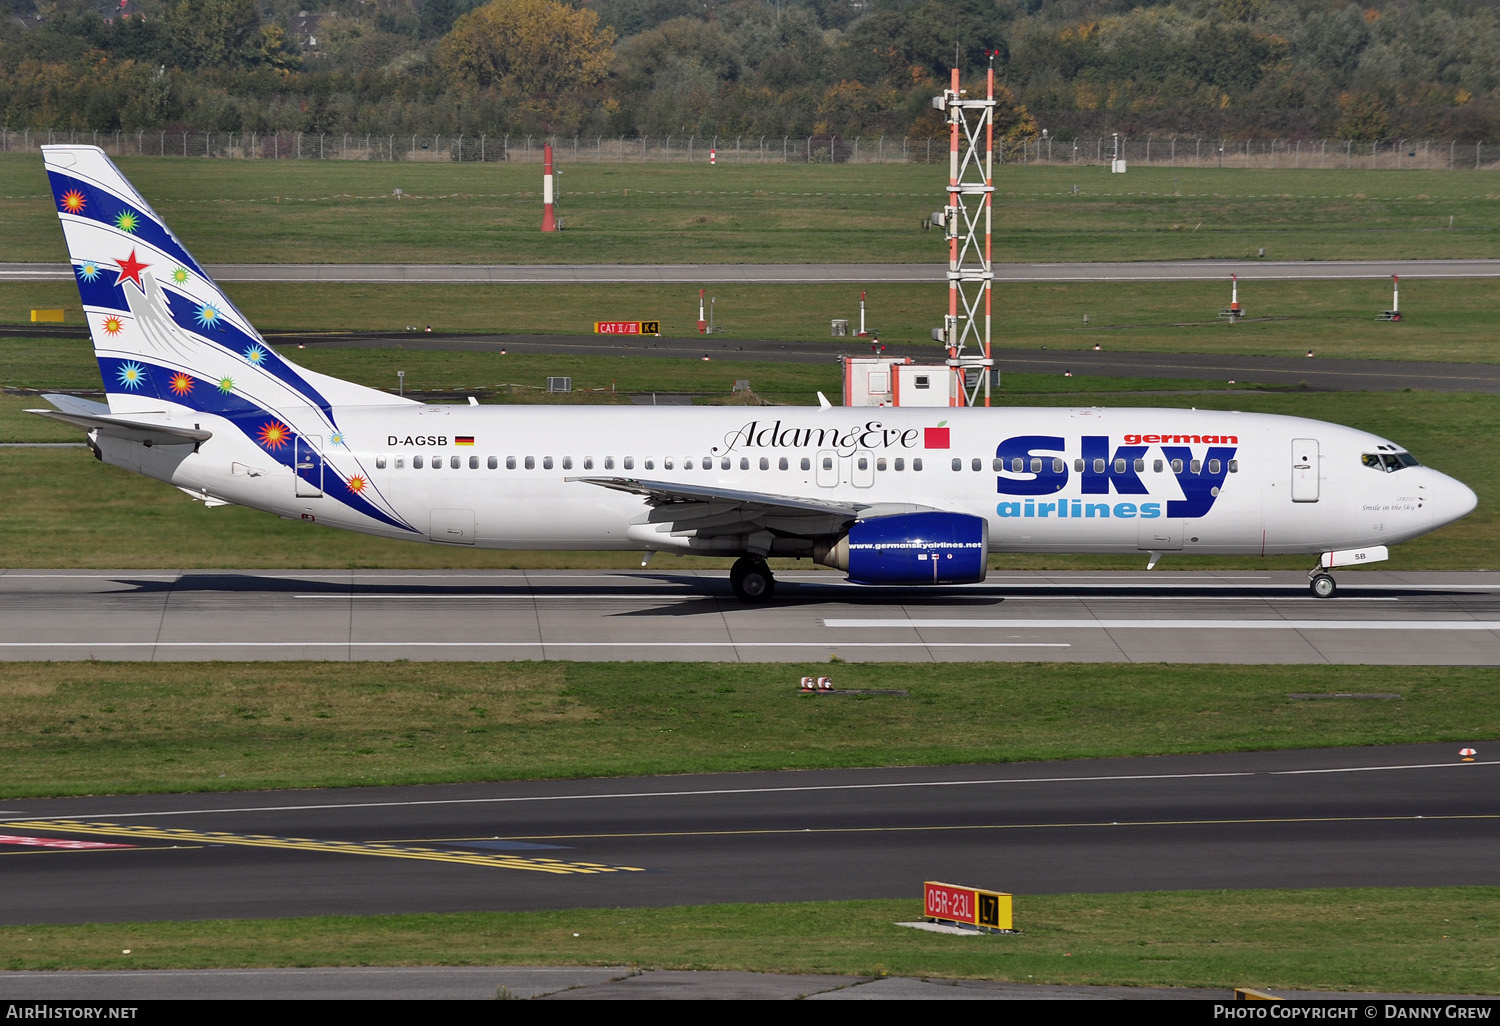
{"left": 42, "top": 145, "right": 406, "bottom": 416}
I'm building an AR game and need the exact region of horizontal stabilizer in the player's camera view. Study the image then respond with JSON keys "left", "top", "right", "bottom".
{"left": 27, "top": 393, "right": 211, "bottom": 445}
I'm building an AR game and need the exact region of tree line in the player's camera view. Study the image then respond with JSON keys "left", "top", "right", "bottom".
{"left": 4, "top": 0, "right": 1498, "bottom": 145}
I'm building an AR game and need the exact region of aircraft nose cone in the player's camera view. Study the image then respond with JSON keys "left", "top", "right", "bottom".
{"left": 1433, "top": 474, "right": 1478, "bottom": 529}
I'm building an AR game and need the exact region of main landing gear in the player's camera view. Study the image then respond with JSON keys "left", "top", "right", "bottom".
{"left": 1308, "top": 567, "right": 1337, "bottom": 598}
{"left": 730, "top": 555, "right": 776, "bottom": 602}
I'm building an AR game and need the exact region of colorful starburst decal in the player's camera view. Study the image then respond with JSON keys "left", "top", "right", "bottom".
{"left": 243, "top": 344, "right": 266, "bottom": 365}
{"left": 329, "top": 431, "right": 345, "bottom": 447}
{"left": 169, "top": 372, "right": 194, "bottom": 396}
{"left": 116, "top": 362, "right": 145, "bottom": 389}
{"left": 257, "top": 421, "right": 291, "bottom": 449}
{"left": 195, "top": 303, "right": 223, "bottom": 330}
{"left": 347, "top": 475, "right": 367, "bottom": 494}
{"left": 77, "top": 261, "right": 100, "bottom": 282}
{"left": 61, "top": 190, "right": 86, "bottom": 214}
{"left": 114, "top": 209, "right": 139, "bottom": 233}
{"left": 217, "top": 376, "right": 234, "bottom": 394}
{"left": 101, "top": 315, "right": 124, "bottom": 336}
{"left": 172, "top": 266, "right": 190, "bottom": 284}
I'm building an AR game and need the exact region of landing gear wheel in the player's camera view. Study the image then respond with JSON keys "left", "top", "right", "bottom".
{"left": 730, "top": 556, "right": 776, "bottom": 602}
{"left": 1310, "top": 573, "right": 1337, "bottom": 598}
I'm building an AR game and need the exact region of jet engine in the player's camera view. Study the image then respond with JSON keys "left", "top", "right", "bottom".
{"left": 814, "top": 511, "right": 988, "bottom": 585}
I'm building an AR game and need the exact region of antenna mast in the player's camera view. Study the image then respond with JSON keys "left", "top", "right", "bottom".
{"left": 934, "top": 50, "right": 996, "bottom": 406}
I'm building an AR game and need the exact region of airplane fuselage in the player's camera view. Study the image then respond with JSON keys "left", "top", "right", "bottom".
{"left": 104, "top": 401, "right": 1462, "bottom": 560}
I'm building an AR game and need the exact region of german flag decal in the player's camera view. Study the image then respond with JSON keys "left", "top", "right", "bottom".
{"left": 455, "top": 436, "right": 475, "bottom": 446}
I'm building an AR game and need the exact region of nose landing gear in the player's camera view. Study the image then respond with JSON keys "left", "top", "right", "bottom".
{"left": 1309, "top": 570, "right": 1337, "bottom": 598}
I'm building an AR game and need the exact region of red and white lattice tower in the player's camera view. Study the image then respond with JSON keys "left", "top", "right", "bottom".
{"left": 542, "top": 143, "right": 558, "bottom": 232}
{"left": 936, "top": 55, "right": 996, "bottom": 406}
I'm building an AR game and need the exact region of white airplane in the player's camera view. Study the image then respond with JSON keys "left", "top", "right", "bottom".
{"left": 31, "top": 145, "right": 1477, "bottom": 601}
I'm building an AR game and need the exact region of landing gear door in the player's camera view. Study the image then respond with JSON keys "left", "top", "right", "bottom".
{"left": 295, "top": 435, "right": 324, "bottom": 498}
{"left": 1291, "top": 438, "right": 1319, "bottom": 502}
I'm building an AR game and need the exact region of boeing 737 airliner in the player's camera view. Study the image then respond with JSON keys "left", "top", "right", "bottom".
{"left": 31, "top": 146, "right": 1477, "bottom": 600}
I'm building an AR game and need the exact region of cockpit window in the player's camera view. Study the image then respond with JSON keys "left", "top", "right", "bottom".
{"left": 1362, "top": 451, "right": 1421, "bottom": 473}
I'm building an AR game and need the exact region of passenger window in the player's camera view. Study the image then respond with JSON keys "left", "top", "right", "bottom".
{"left": 1209, "top": 459, "right": 1221, "bottom": 474}
{"left": 1153, "top": 459, "right": 1163, "bottom": 473}
{"left": 451, "top": 456, "right": 461, "bottom": 469}
{"left": 974, "top": 458, "right": 983, "bottom": 472}
{"left": 543, "top": 456, "right": 554, "bottom": 470}
{"left": 525, "top": 456, "right": 535, "bottom": 469}
{"left": 605, "top": 456, "right": 614, "bottom": 470}
{"left": 913, "top": 458, "right": 923, "bottom": 471}
{"left": 685, "top": 458, "right": 694, "bottom": 470}
{"left": 1053, "top": 458, "right": 1064, "bottom": 474}
{"left": 722, "top": 457, "right": 732, "bottom": 470}
{"left": 394, "top": 457, "right": 405, "bottom": 469}
{"left": 1134, "top": 458, "right": 1144, "bottom": 472}
{"left": 952, "top": 458, "right": 962, "bottom": 471}
{"left": 506, "top": 456, "right": 516, "bottom": 470}
{"left": 644, "top": 459, "right": 654, "bottom": 470}
{"left": 992, "top": 458, "right": 1003, "bottom": 471}
{"left": 1011, "top": 457, "right": 1023, "bottom": 472}
{"left": 1114, "top": 459, "right": 1126, "bottom": 473}
{"left": 1075, "top": 459, "right": 1084, "bottom": 473}
{"left": 375, "top": 456, "right": 387, "bottom": 469}
{"left": 759, "top": 457, "right": 770, "bottom": 470}
{"left": 469, "top": 456, "right": 479, "bottom": 469}
{"left": 664, "top": 458, "right": 674, "bottom": 470}
{"left": 877, "top": 458, "right": 887, "bottom": 471}
{"left": 624, "top": 457, "right": 634, "bottom": 470}
{"left": 822, "top": 457, "right": 833, "bottom": 470}
{"left": 563, "top": 457, "right": 573, "bottom": 470}
{"left": 414, "top": 455, "right": 424, "bottom": 469}
{"left": 1029, "top": 458, "right": 1040, "bottom": 473}
{"left": 704, "top": 459, "right": 714, "bottom": 472}
{"left": 583, "top": 457, "right": 593, "bottom": 470}
{"left": 488, "top": 456, "right": 497, "bottom": 469}
{"left": 740, "top": 458, "right": 750, "bottom": 470}
{"left": 780, "top": 457, "right": 790, "bottom": 470}
{"left": 800, "top": 458, "right": 810, "bottom": 471}
{"left": 894, "top": 458, "right": 905, "bottom": 471}
{"left": 1190, "top": 459, "right": 1202, "bottom": 474}
{"left": 1171, "top": 459, "right": 1183, "bottom": 473}
{"left": 1228, "top": 459, "right": 1239, "bottom": 473}
{"left": 1094, "top": 459, "right": 1105, "bottom": 473}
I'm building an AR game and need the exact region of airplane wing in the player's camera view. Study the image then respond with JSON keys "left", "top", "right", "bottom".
{"left": 568, "top": 476, "right": 937, "bottom": 541}
{"left": 26, "top": 394, "right": 212, "bottom": 446}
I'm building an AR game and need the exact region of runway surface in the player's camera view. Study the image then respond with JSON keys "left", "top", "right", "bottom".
{"left": 6, "top": 258, "right": 1500, "bottom": 284}
{"left": 0, "top": 743, "right": 1493, "bottom": 925}
{"left": 3, "top": 569, "right": 1498, "bottom": 664}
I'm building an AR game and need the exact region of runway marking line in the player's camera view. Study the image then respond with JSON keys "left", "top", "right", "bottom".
{"left": 5, "top": 760, "right": 1490, "bottom": 825}
{"left": 824, "top": 618, "right": 1500, "bottom": 631}
{"left": 4, "top": 820, "right": 643, "bottom": 875}
{"left": 506, "top": 812, "right": 1500, "bottom": 842}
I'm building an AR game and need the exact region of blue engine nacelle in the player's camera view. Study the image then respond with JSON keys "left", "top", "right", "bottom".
{"left": 813, "top": 511, "right": 989, "bottom": 585}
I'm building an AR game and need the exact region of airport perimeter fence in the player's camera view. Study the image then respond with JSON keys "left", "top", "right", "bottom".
{"left": 6, "top": 127, "right": 1500, "bottom": 170}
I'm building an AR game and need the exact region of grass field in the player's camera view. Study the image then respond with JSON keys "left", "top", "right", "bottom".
{"left": 4, "top": 890, "right": 1497, "bottom": 994}
{"left": 3, "top": 661, "right": 1495, "bottom": 798}
{"left": 6, "top": 155, "right": 1500, "bottom": 264}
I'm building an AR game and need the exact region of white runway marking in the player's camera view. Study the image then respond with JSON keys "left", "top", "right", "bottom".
{"left": 0, "top": 641, "right": 1071, "bottom": 650}
{"left": 825, "top": 618, "right": 1500, "bottom": 630}
{"left": 7, "top": 759, "right": 1490, "bottom": 824}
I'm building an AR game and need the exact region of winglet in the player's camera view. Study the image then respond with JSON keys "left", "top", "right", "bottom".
{"left": 817, "top": 391, "right": 832, "bottom": 409}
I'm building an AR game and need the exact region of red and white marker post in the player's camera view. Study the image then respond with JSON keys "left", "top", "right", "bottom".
{"left": 697, "top": 289, "right": 707, "bottom": 334}
{"left": 542, "top": 143, "right": 558, "bottom": 232}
